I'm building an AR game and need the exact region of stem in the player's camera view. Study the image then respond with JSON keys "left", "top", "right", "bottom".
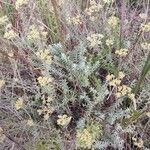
{"left": 134, "top": 52, "right": 150, "bottom": 95}
{"left": 50, "top": 0, "right": 66, "bottom": 52}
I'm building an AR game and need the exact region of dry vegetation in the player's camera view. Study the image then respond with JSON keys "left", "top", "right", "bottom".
{"left": 0, "top": 0, "right": 150, "bottom": 150}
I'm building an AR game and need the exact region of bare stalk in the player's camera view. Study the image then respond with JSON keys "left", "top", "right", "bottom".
{"left": 50, "top": 0, "right": 66, "bottom": 52}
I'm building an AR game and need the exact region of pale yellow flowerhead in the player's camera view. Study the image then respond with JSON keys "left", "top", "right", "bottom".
{"left": 27, "top": 119, "right": 34, "bottom": 126}
{"left": 139, "top": 13, "right": 147, "bottom": 19}
{"left": 37, "top": 97, "right": 55, "bottom": 121}
{"left": 66, "top": 15, "right": 82, "bottom": 25}
{"left": 36, "top": 49, "right": 52, "bottom": 64}
{"left": 118, "top": 71, "right": 125, "bottom": 79}
{"left": 77, "top": 129, "right": 93, "bottom": 149}
{"left": 140, "top": 22, "right": 150, "bottom": 32}
{"left": 115, "top": 48, "right": 128, "bottom": 57}
{"left": 85, "top": 0, "right": 102, "bottom": 16}
{"left": 106, "top": 38, "right": 114, "bottom": 46}
{"left": 37, "top": 76, "right": 52, "bottom": 87}
{"left": 15, "top": 0, "right": 29, "bottom": 10}
{"left": 141, "top": 42, "right": 150, "bottom": 50}
{"left": 146, "top": 112, "right": 150, "bottom": 117}
{"left": 133, "top": 138, "right": 144, "bottom": 148}
{"left": 103, "top": 0, "right": 114, "bottom": 4}
{"left": 4, "top": 30, "right": 18, "bottom": 40}
{"left": 0, "top": 80, "right": 5, "bottom": 89}
{"left": 15, "top": 98, "right": 23, "bottom": 110}
{"left": 108, "top": 16, "right": 119, "bottom": 28}
{"left": 87, "top": 33, "right": 104, "bottom": 47}
{"left": 27, "top": 25, "right": 47, "bottom": 42}
{"left": 0, "top": 16, "right": 9, "bottom": 25}
{"left": 57, "top": 114, "right": 72, "bottom": 126}
{"left": 0, "top": 127, "right": 6, "bottom": 143}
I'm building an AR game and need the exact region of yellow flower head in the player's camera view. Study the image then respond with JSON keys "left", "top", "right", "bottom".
{"left": 15, "top": 98, "right": 23, "bottom": 110}
{"left": 27, "top": 119, "right": 34, "bottom": 126}
{"left": 103, "top": 0, "right": 114, "bottom": 4}
{"left": 106, "top": 38, "right": 114, "bottom": 46}
{"left": 77, "top": 129, "right": 93, "bottom": 149}
{"left": 87, "top": 33, "right": 104, "bottom": 47}
{"left": 4, "top": 30, "right": 18, "bottom": 40}
{"left": 15, "top": 0, "right": 29, "bottom": 10}
{"left": 57, "top": 114, "right": 72, "bottom": 126}
{"left": 128, "top": 93, "right": 135, "bottom": 100}
{"left": 0, "top": 127, "right": 6, "bottom": 143}
{"left": 106, "top": 74, "right": 115, "bottom": 81}
{"left": 139, "top": 13, "right": 147, "bottom": 19}
{"left": 0, "top": 80, "right": 5, "bottom": 89}
{"left": 0, "top": 16, "right": 9, "bottom": 25}
{"left": 108, "top": 16, "right": 119, "bottom": 28}
{"left": 36, "top": 49, "right": 52, "bottom": 64}
{"left": 118, "top": 71, "right": 125, "bottom": 79}
{"left": 109, "top": 78, "right": 121, "bottom": 87}
{"left": 85, "top": 0, "right": 102, "bottom": 16}
{"left": 140, "top": 22, "right": 150, "bottom": 32}
{"left": 133, "top": 137, "right": 144, "bottom": 148}
{"left": 37, "top": 76, "right": 53, "bottom": 87}
{"left": 37, "top": 106, "right": 54, "bottom": 120}
{"left": 27, "top": 25, "right": 47, "bottom": 42}
{"left": 116, "top": 92, "right": 122, "bottom": 98}
{"left": 66, "top": 15, "right": 82, "bottom": 25}
{"left": 106, "top": 73, "right": 122, "bottom": 87}
{"left": 115, "top": 48, "right": 128, "bottom": 57}
{"left": 37, "top": 97, "right": 55, "bottom": 120}
{"left": 146, "top": 112, "right": 150, "bottom": 117}
{"left": 141, "top": 42, "right": 150, "bottom": 50}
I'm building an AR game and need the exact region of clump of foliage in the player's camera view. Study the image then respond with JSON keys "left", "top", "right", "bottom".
{"left": 0, "top": 0, "right": 150, "bottom": 150}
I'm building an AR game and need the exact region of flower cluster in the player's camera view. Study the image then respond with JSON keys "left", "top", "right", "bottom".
{"left": 27, "top": 25, "right": 47, "bottom": 43}
{"left": 0, "top": 127, "right": 5, "bottom": 143}
{"left": 36, "top": 49, "right": 52, "bottom": 64}
{"left": 0, "top": 17, "right": 18, "bottom": 40}
{"left": 139, "top": 13, "right": 147, "bottom": 19}
{"left": 27, "top": 119, "right": 34, "bottom": 126}
{"left": 108, "top": 16, "right": 119, "bottom": 28}
{"left": 57, "top": 114, "right": 72, "bottom": 126}
{"left": 106, "top": 72, "right": 135, "bottom": 100}
{"left": 37, "top": 76, "right": 53, "bottom": 87}
{"left": 85, "top": 0, "right": 102, "bottom": 15}
{"left": 0, "top": 16, "right": 9, "bottom": 25}
{"left": 66, "top": 15, "right": 82, "bottom": 25}
{"left": 77, "top": 121, "right": 102, "bottom": 149}
{"left": 77, "top": 129, "right": 93, "bottom": 149}
{"left": 140, "top": 22, "right": 150, "bottom": 32}
{"left": 103, "top": 0, "right": 114, "bottom": 4}
{"left": 146, "top": 112, "right": 150, "bottom": 117}
{"left": 0, "top": 80, "right": 5, "bottom": 89}
{"left": 115, "top": 48, "right": 128, "bottom": 57}
{"left": 106, "top": 38, "right": 114, "bottom": 46}
{"left": 15, "top": 0, "right": 29, "bottom": 10}
{"left": 15, "top": 98, "right": 24, "bottom": 110}
{"left": 116, "top": 85, "right": 135, "bottom": 99}
{"left": 132, "top": 137, "right": 144, "bottom": 148}
{"left": 87, "top": 33, "right": 104, "bottom": 48}
{"left": 37, "top": 97, "right": 54, "bottom": 120}
{"left": 141, "top": 42, "right": 150, "bottom": 50}
{"left": 106, "top": 72, "right": 124, "bottom": 87}
{"left": 4, "top": 29, "right": 18, "bottom": 40}
{"left": 85, "top": 0, "right": 102, "bottom": 21}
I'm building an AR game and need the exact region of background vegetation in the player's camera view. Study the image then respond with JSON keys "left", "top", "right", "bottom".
{"left": 0, "top": 0, "right": 150, "bottom": 149}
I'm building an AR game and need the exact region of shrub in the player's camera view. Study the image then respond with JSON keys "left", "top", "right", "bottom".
{"left": 0, "top": 0, "right": 149, "bottom": 149}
